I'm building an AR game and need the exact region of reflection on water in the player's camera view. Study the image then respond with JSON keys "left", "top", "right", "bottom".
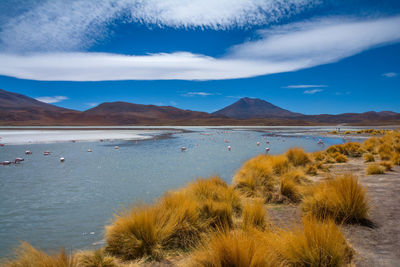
{"left": 0, "top": 127, "right": 359, "bottom": 257}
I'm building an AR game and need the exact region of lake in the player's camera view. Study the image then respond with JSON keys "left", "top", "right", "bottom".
{"left": 0, "top": 126, "right": 361, "bottom": 257}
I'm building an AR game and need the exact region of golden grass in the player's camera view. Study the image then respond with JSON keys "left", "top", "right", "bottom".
{"left": 285, "top": 147, "right": 310, "bottom": 167}
{"left": 393, "top": 153, "right": 400, "bottom": 165}
{"left": 233, "top": 155, "right": 275, "bottom": 198}
{"left": 366, "top": 163, "right": 385, "bottom": 175}
{"left": 279, "top": 176, "right": 301, "bottom": 203}
{"left": 268, "top": 155, "right": 290, "bottom": 175}
{"left": 379, "top": 161, "right": 394, "bottom": 171}
{"left": 378, "top": 143, "right": 393, "bottom": 160}
{"left": 0, "top": 242, "right": 76, "bottom": 267}
{"left": 302, "top": 173, "right": 369, "bottom": 223}
{"left": 333, "top": 152, "right": 348, "bottom": 163}
{"left": 363, "top": 153, "right": 375, "bottom": 162}
{"left": 241, "top": 200, "right": 267, "bottom": 230}
{"left": 105, "top": 204, "right": 175, "bottom": 261}
{"left": 273, "top": 216, "right": 352, "bottom": 267}
{"left": 188, "top": 229, "right": 278, "bottom": 267}
{"left": 75, "top": 250, "right": 118, "bottom": 267}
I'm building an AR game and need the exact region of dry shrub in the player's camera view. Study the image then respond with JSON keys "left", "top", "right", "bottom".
{"left": 75, "top": 250, "right": 117, "bottom": 267}
{"left": 302, "top": 173, "right": 369, "bottom": 223}
{"left": 233, "top": 155, "right": 276, "bottom": 197}
{"left": 379, "top": 161, "right": 394, "bottom": 171}
{"left": 1, "top": 242, "right": 76, "bottom": 267}
{"left": 378, "top": 143, "right": 393, "bottom": 160}
{"left": 286, "top": 147, "right": 311, "bottom": 167}
{"left": 274, "top": 216, "right": 352, "bottom": 267}
{"left": 188, "top": 229, "right": 277, "bottom": 267}
{"left": 268, "top": 155, "right": 290, "bottom": 175}
{"left": 279, "top": 177, "right": 301, "bottom": 203}
{"left": 282, "top": 169, "right": 309, "bottom": 184}
{"left": 393, "top": 153, "right": 400, "bottom": 165}
{"left": 327, "top": 143, "right": 363, "bottom": 158}
{"left": 333, "top": 152, "right": 348, "bottom": 163}
{"left": 241, "top": 200, "right": 267, "bottom": 230}
{"left": 105, "top": 204, "right": 175, "bottom": 261}
{"left": 305, "top": 164, "right": 318, "bottom": 175}
{"left": 363, "top": 153, "right": 375, "bottom": 162}
{"left": 312, "top": 151, "right": 326, "bottom": 162}
{"left": 366, "top": 163, "right": 385, "bottom": 175}
{"left": 362, "top": 137, "right": 380, "bottom": 153}
{"left": 199, "top": 200, "right": 233, "bottom": 229}
{"left": 187, "top": 176, "right": 242, "bottom": 215}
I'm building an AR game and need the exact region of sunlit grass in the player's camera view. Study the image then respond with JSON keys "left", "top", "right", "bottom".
{"left": 366, "top": 163, "right": 385, "bottom": 175}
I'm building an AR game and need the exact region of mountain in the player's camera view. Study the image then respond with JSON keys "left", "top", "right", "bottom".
{"left": 0, "top": 89, "right": 399, "bottom": 126}
{"left": 213, "top": 97, "right": 302, "bottom": 119}
{"left": 0, "top": 89, "right": 79, "bottom": 125}
{"left": 80, "top": 101, "right": 218, "bottom": 124}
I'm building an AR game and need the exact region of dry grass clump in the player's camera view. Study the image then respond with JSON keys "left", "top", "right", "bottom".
{"left": 333, "top": 152, "right": 348, "bottom": 163}
{"left": 362, "top": 137, "right": 380, "bottom": 153}
{"left": 366, "top": 163, "right": 385, "bottom": 175}
{"left": 393, "top": 153, "right": 400, "bottom": 165}
{"left": 285, "top": 147, "right": 310, "bottom": 167}
{"left": 75, "top": 250, "right": 118, "bottom": 267}
{"left": 105, "top": 204, "right": 176, "bottom": 261}
{"left": 268, "top": 155, "right": 290, "bottom": 175}
{"left": 302, "top": 174, "right": 369, "bottom": 223}
{"left": 188, "top": 229, "right": 277, "bottom": 267}
{"left": 274, "top": 216, "right": 352, "bottom": 267}
{"left": 326, "top": 143, "right": 363, "bottom": 158}
{"left": 233, "top": 155, "right": 275, "bottom": 198}
{"left": 0, "top": 242, "right": 76, "bottom": 267}
{"left": 363, "top": 153, "right": 375, "bottom": 162}
{"left": 241, "top": 200, "right": 267, "bottom": 230}
{"left": 378, "top": 143, "right": 393, "bottom": 160}
{"left": 379, "top": 161, "right": 394, "bottom": 171}
{"left": 279, "top": 176, "right": 301, "bottom": 203}
{"left": 312, "top": 151, "right": 326, "bottom": 162}
{"left": 186, "top": 176, "right": 242, "bottom": 215}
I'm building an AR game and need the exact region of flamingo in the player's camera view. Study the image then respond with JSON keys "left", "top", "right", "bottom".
{"left": 227, "top": 146, "right": 231, "bottom": 151}
{"left": 44, "top": 151, "right": 51, "bottom": 155}
{"left": 256, "top": 142, "right": 260, "bottom": 146}
{"left": 14, "top": 158, "right": 24, "bottom": 163}
{"left": 60, "top": 157, "right": 65, "bottom": 162}
{"left": 87, "top": 149, "right": 92, "bottom": 152}
{"left": 25, "top": 150, "right": 32, "bottom": 155}
{"left": 114, "top": 146, "right": 119, "bottom": 150}
{"left": 265, "top": 147, "right": 270, "bottom": 153}
{"left": 181, "top": 146, "right": 186, "bottom": 152}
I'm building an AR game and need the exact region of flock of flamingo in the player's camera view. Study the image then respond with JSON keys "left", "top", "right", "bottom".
{"left": 0, "top": 130, "right": 328, "bottom": 166}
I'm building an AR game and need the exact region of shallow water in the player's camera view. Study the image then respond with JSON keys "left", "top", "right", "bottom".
{"left": 0, "top": 127, "right": 359, "bottom": 257}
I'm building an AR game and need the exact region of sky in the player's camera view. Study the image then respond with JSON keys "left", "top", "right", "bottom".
{"left": 0, "top": 0, "right": 399, "bottom": 115}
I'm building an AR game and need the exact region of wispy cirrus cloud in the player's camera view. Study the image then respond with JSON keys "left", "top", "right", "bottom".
{"left": 182, "top": 92, "right": 220, "bottom": 97}
{"left": 304, "top": 89, "right": 323, "bottom": 94}
{"left": 1, "top": 16, "right": 400, "bottom": 81}
{"left": 382, "top": 72, "right": 398, "bottom": 77}
{"left": 35, "top": 96, "right": 68, "bottom": 103}
{"left": 0, "top": 0, "right": 318, "bottom": 52}
{"left": 283, "top": 85, "right": 327, "bottom": 89}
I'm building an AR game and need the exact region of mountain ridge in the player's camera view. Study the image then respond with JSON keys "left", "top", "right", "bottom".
{"left": 0, "top": 89, "right": 399, "bottom": 126}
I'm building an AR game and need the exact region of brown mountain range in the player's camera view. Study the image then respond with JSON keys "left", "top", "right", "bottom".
{"left": 1, "top": 89, "right": 399, "bottom": 126}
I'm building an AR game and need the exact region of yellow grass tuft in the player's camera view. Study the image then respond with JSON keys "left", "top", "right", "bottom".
{"left": 241, "top": 200, "right": 267, "bottom": 230}
{"left": 333, "top": 152, "right": 348, "bottom": 163}
{"left": 363, "top": 153, "right": 375, "bottom": 162}
{"left": 188, "top": 229, "right": 277, "bottom": 267}
{"left": 75, "top": 249, "right": 118, "bottom": 267}
{"left": 379, "top": 161, "right": 394, "bottom": 171}
{"left": 366, "top": 163, "right": 385, "bottom": 175}
{"left": 268, "top": 155, "right": 290, "bottom": 175}
{"left": 233, "top": 155, "right": 275, "bottom": 198}
{"left": 279, "top": 176, "right": 301, "bottom": 203}
{"left": 378, "top": 143, "right": 393, "bottom": 160}
{"left": 1, "top": 242, "right": 76, "bottom": 267}
{"left": 105, "top": 204, "right": 175, "bottom": 261}
{"left": 285, "top": 147, "right": 311, "bottom": 167}
{"left": 198, "top": 200, "right": 233, "bottom": 229}
{"left": 274, "top": 216, "right": 352, "bottom": 267}
{"left": 302, "top": 173, "right": 369, "bottom": 223}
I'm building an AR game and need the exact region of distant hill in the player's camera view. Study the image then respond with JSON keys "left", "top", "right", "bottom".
{"left": 80, "top": 101, "right": 218, "bottom": 124}
{"left": 0, "top": 89, "right": 399, "bottom": 126}
{"left": 213, "top": 97, "right": 303, "bottom": 119}
{"left": 0, "top": 89, "right": 79, "bottom": 125}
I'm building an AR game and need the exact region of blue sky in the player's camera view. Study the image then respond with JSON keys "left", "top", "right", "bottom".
{"left": 0, "top": 0, "right": 399, "bottom": 114}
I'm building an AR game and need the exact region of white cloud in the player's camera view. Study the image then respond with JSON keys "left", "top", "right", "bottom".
{"left": 382, "top": 72, "right": 398, "bottom": 77}
{"left": 304, "top": 89, "right": 323, "bottom": 94}
{"left": 1, "top": 16, "right": 400, "bottom": 81}
{"left": 0, "top": 0, "right": 318, "bottom": 52}
{"left": 183, "top": 92, "right": 220, "bottom": 97}
{"left": 35, "top": 96, "right": 68, "bottom": 103}
{"left": 283, "top": 85, "right": 327, "bottom": 88}
{"left": 86, "top": 102, "right": 98, "bottom": 107}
